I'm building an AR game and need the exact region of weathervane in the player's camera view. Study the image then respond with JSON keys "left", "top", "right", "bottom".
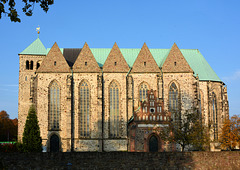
{"left": 36, "top": 26, "right": 40, "bottom": 37}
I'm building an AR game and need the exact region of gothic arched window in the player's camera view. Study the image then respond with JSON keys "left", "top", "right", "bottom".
{"left": 199, "top": 91, "right": 204, "bottom": 122}
{"left": 49, "top": 81, "right": 60, "bottom": 130}
{"left": 212, "top": 92, "right": 218, "bottom": 140}
{"left": 79, "top": 81, "right": 90, "bottom": 137}
{"left": 169, "top": 82, "right": 179, "bottom": 121}
{"left": 109, "top": 81, "right": 120, "bottom": 137}
{"left": 139, "top": 83, "right": 148, "bottom": 102}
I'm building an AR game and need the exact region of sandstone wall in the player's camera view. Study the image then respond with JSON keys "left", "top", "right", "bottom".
{"left": 36, "top": 73, "right": 71, "bottom": 151}
{"left": 131, "top": 73, "right": 159, "bottom": 110}
{"left": 103, "top": 73, "right": 128, "bottom": 151}
{"left": 18, "top": 55, "right": 45, "bottom": 140}
{"left": 73, "top": 73, "right": 102, "bottom": 152}
{"left": 163, "top": 73, "right": 195, "bottom": 114}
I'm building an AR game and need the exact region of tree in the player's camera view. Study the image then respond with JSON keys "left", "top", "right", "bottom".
{"left": 22, "top": 105, "right": 42, "bottom": 152}
{"left": 219, "top": 115, "right": 240, "bottom": 150}
{"left": 0, "top": 110, "right": 18, "bottom": 141}
{"left": 160, "top": 110, "right": 210, "bottom": 152}
{"left": 0, "top": 0, "right": 54, "bottom": 22}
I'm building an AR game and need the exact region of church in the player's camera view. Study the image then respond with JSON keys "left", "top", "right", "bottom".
{"left": 18, "top": 36, "right": 229, "bottom": 152}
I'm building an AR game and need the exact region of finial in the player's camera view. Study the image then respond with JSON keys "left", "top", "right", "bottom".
{"left": 36, "top": 26, "right": 40, "bottom": 38}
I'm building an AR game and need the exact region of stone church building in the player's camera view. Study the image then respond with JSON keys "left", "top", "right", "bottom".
{"left": 18, "top": 37, "right": 229, "bottom": 152}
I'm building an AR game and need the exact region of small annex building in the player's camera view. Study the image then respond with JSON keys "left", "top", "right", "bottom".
{"left": 18, "top": 37, "right": 229, "bottom": 152}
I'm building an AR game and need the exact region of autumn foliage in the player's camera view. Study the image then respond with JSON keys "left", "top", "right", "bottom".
{"left": 219, "top": 115, "right": 240, "bottom": 150}
{"left": 0, "top": 110, "right": 18, "bottom": 141}
{"left": 160, "top": 110, "right": 210, "bottom": 152}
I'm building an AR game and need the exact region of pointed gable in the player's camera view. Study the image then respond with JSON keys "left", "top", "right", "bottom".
{"left": 73, "top": 43, "right": 101, "bottom": 73}
{"left": 162, "top": 43, "right": 193, "bottom": 73}
{"left": 37, "top": 42, "right": 71, "bottom": 73}
{"left": 103, "top": 43, "right": 130, "bottom": 73}
{"left": 131, "top": 43, "right": 160, "bottom": 73}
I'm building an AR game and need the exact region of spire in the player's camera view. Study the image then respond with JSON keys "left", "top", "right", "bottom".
{"left": 36, "top": 26, "right": 40, "bottom": 38}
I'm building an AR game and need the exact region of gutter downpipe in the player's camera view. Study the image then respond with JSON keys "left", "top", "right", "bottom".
{"left": 71, "top": 68, "right": 74, "bottom": 152}
{"left": 101, "top": 70, "right": 104, "bottom": 152}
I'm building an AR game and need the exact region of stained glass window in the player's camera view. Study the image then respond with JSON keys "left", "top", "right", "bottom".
{"left": 49, "top": 81, "right": 60, "bottom": 130}
{"left": 110, "top": 81, "right": 120, "bottom": 137}
{"left": 79, "top": 81, "right": 90, "bottom": 137}
{"left": 169, "top": 82, "right": 179, "bottom": 121}
{"left": 212, "top": 92, "right": 218, "bottom": 140}
{"left": 139, "top": 83, "right": 148, "bottom": 102}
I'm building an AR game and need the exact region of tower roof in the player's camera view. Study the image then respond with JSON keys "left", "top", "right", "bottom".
{"left": 19, "top": 38, "right": 46, "bottom": 55}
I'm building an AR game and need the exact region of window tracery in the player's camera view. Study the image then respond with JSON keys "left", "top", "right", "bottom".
{"left": 169, "top": 82, "right": 179, "bottom": 121}
{"left": 212, "top": 92, "right": 218, "bottom": 140}
{"left": 49, "top": 81, "right": 60, "bottom": 130}
{"left": 79, "top": 81, "right": 90, "bottom": 137}
{"left": 139, "top": 83, "right": 148, "bottom": 102}
{"left": 109, "top": 81, "right": 120, "bottom": 137}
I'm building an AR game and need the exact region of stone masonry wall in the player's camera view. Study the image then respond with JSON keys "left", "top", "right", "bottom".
{"left": 18, "top": 55, "right": 45, "bottom": 141}
{"left": 73, "top": 73, "right": 102, "bottom": 152}
{"left": 131, "top": 73, "right": 159, "bottom": 111}
{"left": 1, "top": 152, "right": 240, "bottom": 169}
{"left": 163, "top": 73, "right": 195, "bottom": 114}
{"left": 103, "top": 73, "right": 128, "bottom": 151}
{"left": 37, "top": 73, "right": 71, "bottom": 152}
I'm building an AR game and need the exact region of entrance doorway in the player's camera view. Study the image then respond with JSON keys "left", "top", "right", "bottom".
{"left": 50, "top": 134, "right": 60, "bottom": 152}
{"left": 149, "top": 135, "right": 158, "bottom": 152}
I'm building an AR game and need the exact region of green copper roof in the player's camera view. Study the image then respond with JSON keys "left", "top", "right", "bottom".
{"left": 90, "top": 48, "right": 221, "bottom": 82}
{"left": 181, "top": 49, "right": 221, "bottom": 82}
{"left": 20, "top": 39, "right": 222, "bottom": 82}
{"left": 20, "top": 38, "right": 46, "bottom": 55}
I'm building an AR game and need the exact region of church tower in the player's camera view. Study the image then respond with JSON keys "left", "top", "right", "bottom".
{"left": 18, "top": 34, "right": 47, "bottom": 140}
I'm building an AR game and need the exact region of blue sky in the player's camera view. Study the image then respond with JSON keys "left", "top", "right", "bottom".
{"left": 0, "top": 0, "right": 239, "bottom": 119}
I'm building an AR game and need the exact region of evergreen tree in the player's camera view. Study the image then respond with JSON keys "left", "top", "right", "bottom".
{"left": 22, "top": 105, "right": 42, "bottom": 152}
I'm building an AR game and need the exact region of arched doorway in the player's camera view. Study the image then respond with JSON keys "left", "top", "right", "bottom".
{"left": 149, "top": 135, "right": 158, "bottom": 152}
{"left": 50, "top": 134, "right": 60, "bottom": 152}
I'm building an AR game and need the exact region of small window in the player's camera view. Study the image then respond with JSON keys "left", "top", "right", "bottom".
{"left": 25, "top": 76, "right": 27, "bottom": 81}
{"left": 114, "top": 62, "right": 117, "bottom": 66}
{"left": 150, "top": 108, "right": 155, "bottom": 113}
{"left": 54, "top": 61, "right": 56, "bottom": 66}
{"left": 144, "top": 62, "right": 146, "bottom": 66}
{"left": 150, "top": 102, "right": 154, "bottom": 106}
{"left": 30, "top": 61, "right": 33, "bottom": 70}
{"left": 85, "top": 62, "right": 87, "bottom": 66}
{"left": 26, "top": 60, "right": 29, "bottom": 70}
{"left": 37, "top": 62, "right": 40, "bottom": 69}
{"left": 174, "top": 62, "right": 176, "bottom": 66}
